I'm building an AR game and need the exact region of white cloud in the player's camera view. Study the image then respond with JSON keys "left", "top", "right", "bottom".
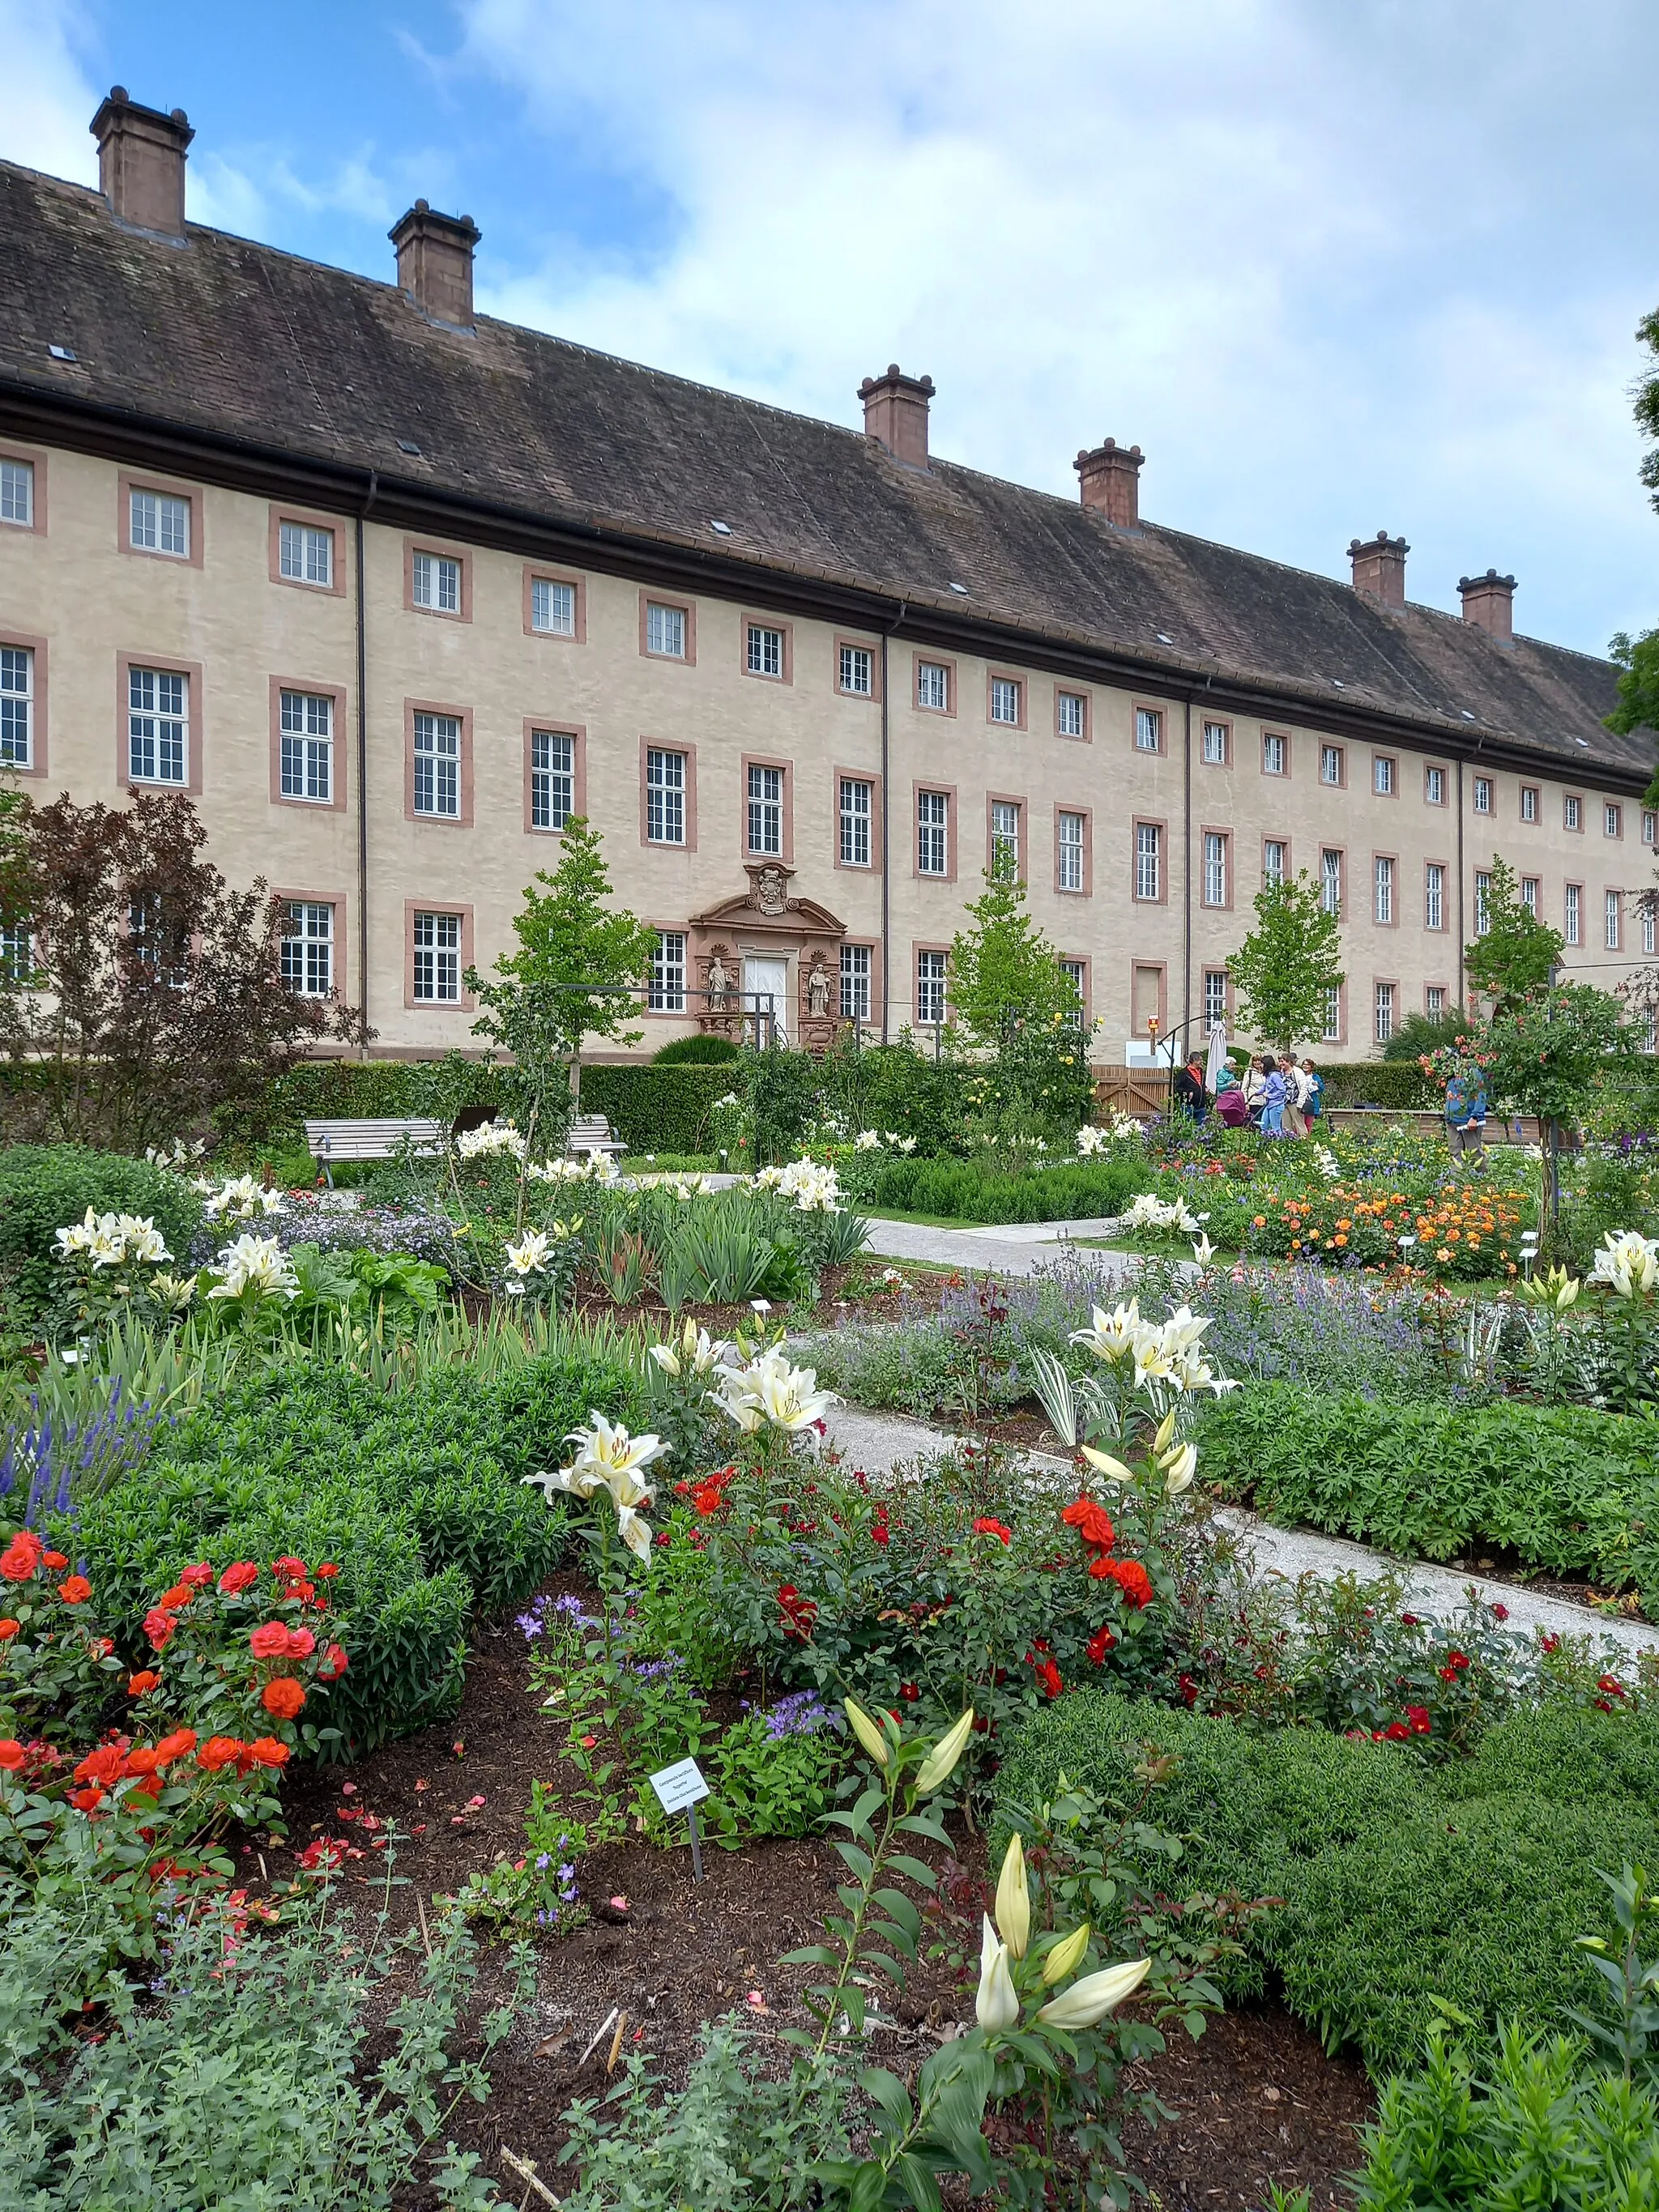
{"left": 0, "top": 0, "right": 100, "bottom": 184}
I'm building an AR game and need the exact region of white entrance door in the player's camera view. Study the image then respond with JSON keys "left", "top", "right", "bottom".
{"left": 744, "top": 955, "right": 790, "bottom": 1044}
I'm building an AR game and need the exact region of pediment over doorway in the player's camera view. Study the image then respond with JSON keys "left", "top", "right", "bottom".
{"left": 689, "top": 862, "right": 847, "bottom": 938}
{"left": 687, "top": 865, "right": 851, "bottom": 1055}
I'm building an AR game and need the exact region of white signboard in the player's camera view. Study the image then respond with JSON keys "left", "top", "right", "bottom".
{"left": 649, "top": 1756, "right": 710, "bottom": 1816}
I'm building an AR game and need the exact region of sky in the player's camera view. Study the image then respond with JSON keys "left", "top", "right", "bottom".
{"left": 4, "top": 0, "right": 1658, "bottom": 658}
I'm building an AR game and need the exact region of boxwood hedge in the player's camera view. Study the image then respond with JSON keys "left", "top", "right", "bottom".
{"left": 0, "top": 1145, "right": 204, "bottom": 1324}
{"left": 872, "top": 1156, "right": 1150, "bottom": 1224}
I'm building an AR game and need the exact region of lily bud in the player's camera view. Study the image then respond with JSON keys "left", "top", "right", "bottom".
{"left": 1041, "top": 1921, "right": 1091, "bottom": 1986}
{"left": 1080, "top": 1445, "right": 1133, "bottom": 1486}
{"left": 1158, "top": 1442, "right": 1197, "bottom": 1495}
{"left": 994, "top": 1834, "right": 1030, "bottom": 1959}
{"left": 915, "top": 1707, "right": 975, "bottom": 1795}
{"left": 842, "top": 1698, "right": 889, "bottom": 1769}
{"left": 1153, "top": 1409, "right": 1177, "bottom": 1454}
{"left": 1035, "top": 1956, "right": 1150, "bottom": 2030}
{"left": 975, "top": 1914, "right": 1019, "bottom": 2031}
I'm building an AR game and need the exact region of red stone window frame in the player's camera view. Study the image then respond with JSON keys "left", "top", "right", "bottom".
{"left": 268, "top": 676, "right": 348, "bottom": 812}
{"left": 742, "top": 614, "right": 795, "bottom": 687}
{"left": 522, "top": 566, "right": 588, "bottom": 644}
{"left": 1372, "top": 751, "right": 1400, "bottom": 799}
{"left": 1563, "top": 791, "right": 1584, "bottom": 833}
{"left": 1132, "top": 701, "right": 1166, "bottom": 757}
{"left": 839, "top": 939, "right": 884, "bottom": 1032}
{"left": 1260, "top": 728, "right": 1292, "bottom": 779}
{"left": 1058, "top": 953, "right": 1092, "bottom": 1025}
{"left": 1199, "top": 715, "right": 1231, "bottom": 767}
{"left": 1423, "top": 855, "right": 1450, "bottom": 932}
{"left": 1423, "top": 761, "right": 1448, "bottom": 808}
{"left": 986, "top": 668, "right": 1026, "bottom": 731}
{"left": 273, "top": 886, "right": 352, "bottom": 1004}
{"left": 1055, "top": 686, "right": 1092, "bottom": 743}
{"left": 639, "top": 590, "right": 697, "bottom": 666}
{"left": 1201, "top": 965, "right": 1235, "bottom": 1028}
{"left": 1605, "top": 800, "right": 1625, "bottom": 840}
{"left": 911, "top": 652, "right": 956, "bottom": 718}
{"left": 117, "top": 650, "right": 204, "bottom": 796}
{"left": 403, "top": 900, "right": 476, "bottom": 1012}
{"left": 640, "top": 736, "right": 699, "bottom": 853}
{"left": 404, "top": 539, "right": 472, "bottom": 623}
{"left": 834, "top": 765, "right": 883, "bottom": 873}
{"left": 911, "top": 941, "right": 953, "bottom": 1028}
{"left": 834, "top": 633, "right": 882, "bottom": 702}
{"left": 741, "top": 752, "right": 794, "bottom": 863}
{"left": 985, "top": 791, "right": 1027, "bottom": 881}
{"left": 1199, "top": 824, "right": 1233, "bottom": 910}
{"left": 523, "top": 720, "right": 587, "bottom": 837}
{"left": 913, "top": 781, "right": 957, "bottom": 882}
{"left": 1261, "top": 833, "right": 1292, "bottom": 887}
{"left": 0, "top": 629, "right": 48, "bottom": 780}
{"left": 1519, "top": 783, "right": 1541, "bottom": 826}
{"left": 1318, "top": 740, "right": 1346, "bottom": 791}
{"left": 1129, "top": 959, "right": 1168, "bottom": 1038}
{"left": 1372, "top": 975, "right": 1401, "bottom": 1048}
{"left": 1371, "top": 850, "right": 1399, "bottom": 928}
{"left": 1321, "top": 980, "right": 1348, "bottom": 1050}
{"left": 0, "top": 442, "right": 49, "bottom": 536}
{"left": 1422, "top": 980, "right": 1452, "bottom": 1018}
{"left": 118, "top": 471, "right": 203, "bottom": 569}
{"left": 641, "top": 920, "right": 693, "bottom": 1021}
{"left": 1054, "top": 803, "right": 1092, "bottom": 896}
{"left": 403, "top": 697, "right": 475, "bottom": 828}
{"left": 1131, "top": 814, "right": 1168, "bottom": 904}
{"left": 268, "top": 506, "right": 346, "bottom": 597}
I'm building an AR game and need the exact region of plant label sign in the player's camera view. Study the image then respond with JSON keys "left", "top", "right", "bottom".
{"left": 649, "top": 1757, "right": 710, "bottom": 1880}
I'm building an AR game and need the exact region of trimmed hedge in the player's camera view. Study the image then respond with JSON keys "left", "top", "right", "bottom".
{"left": 872, "top": 1156, "right": 1151, "bottom": 1224}
{"left": 0, "top": 1146, "right": 204, "bottom": 1323}
{"left": 220, "top": 1056, "right": 507, "bottom": 1146}
{"left": 578, "top": 1064, "right": 740, "bottom": 1156}
{"left": 1197, "top": 1380, "right": 1659, "bottom": 1594}
{"left": 994, "top": 1691, "right": 1659, "bottom": 2073}
{"left": 1316, "top": 1062, "right": 1431, "bottom": 1110}
{"left": 72, "top": 1348, "right": 638, "bottom": 1752}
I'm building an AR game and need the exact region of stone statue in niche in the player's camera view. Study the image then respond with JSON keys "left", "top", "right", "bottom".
{"left": 806, "top": 958, "right": 832, "bottom": 1020}
{"left": 706, "top": 951, "right": 731, "bottom": 1009}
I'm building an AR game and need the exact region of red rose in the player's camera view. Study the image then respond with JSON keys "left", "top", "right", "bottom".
{"left": 1037, "top": 1659, "right": 1063, "bottom": 1699}
{"left": 249, "top": 1622, "right": 292, "bottom": 1659}
{"left": 900, "top": 1682, "right": 919, "bottom": 1701}
{"left": 69, "top": 1787, "right": 104, "bottom": 1811}
{"left": 316, "top": 1562, "right": 340, "bottom": 1579}
{"left": 870, "top": 1509, "right": 890, "bottom": 1547}
{"left": 285, "top": 1626, "right": 316, "bottom": 1659}
{"left": 1061, "top": 1498, "right": 1116, "bottom": 1551}
{"left": 156, "top": 1583, "right": 194, "bottom": 1612}
{"left": 143, "top": 1609, "right": 177, "bottom": 1653}
{"left": 971, "top": 1517, "right": 1013, "bottom": 1545}
{"left": 154, "top": 1729, "right": 197, "bottom": 1762}
{"left": 271, "top": 1555, "right": 308, "bottom": 1582}
{"left": 217, "top": 1562, "right": 261, "bottom": 1596}
{"left": 127, "top": 1669, "right": 161, "bottom": 1697}
{"left": 197, "top": 1736, "right": 246, "bottom": 1772}
{"left": 1597, "top": 1675, "right": 1627, "bottom": 1698}
{"left": 1099, "top": 1558, "right": 1154, "bottom": 1609}
{"left": 0, "top": 1620, "right": 19, "bottom": 1643}
{"left": 126, "top": 1745, "right": 161, "bottom": 1775}
{"left": 249, "top": 1737, "right": 290, "bottom": 1767}
{"left": 73, "top": 1744, "right": 128, "bottom": 1788}
{"left": 56, "top": 1576, "right": 92, "bottom": 1606}
{"left": 181, "top": 1563, "right": 215, "bottom": 1588}
{"left": 0, "top": 1740, "right": 23, "bottom": 1771}
{"left": 0, "top": 1532, "right": 44, "bottom": 1583}
{"left": 318, "top": 1642, "right": 349, "bottom": 1679}
{"left": 261, "top": 1677, "right": 305, "bottom": 1719}
{"left": 1085, "top": 1626, "right": 1116, "bottom": 1666}
{"left": 42, "top": 1550, "right": 69, "bottom": 1570}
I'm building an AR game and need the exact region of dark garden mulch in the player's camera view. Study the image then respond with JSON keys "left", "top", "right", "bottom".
{"left": 250, "top": 1601, "right": 1373, "bottom": 2210}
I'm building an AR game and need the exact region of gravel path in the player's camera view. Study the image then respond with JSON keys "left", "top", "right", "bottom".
{"left": 862, "top": 1216, "right": 1183, "bottom": 1282}
{"left": 821, "top": 1401, "right": 1659, "bottom": 1664}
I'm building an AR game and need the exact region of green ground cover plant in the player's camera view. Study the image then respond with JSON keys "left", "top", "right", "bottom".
{"left": 993, "top": 1691, "right": 1659, "bottom": 2074}
{"left": 1197, "top": 1379, "right": 1659, "bottom": 1592}
{"left": 0, "top": 1144, "right": 203, "bottom": 1323}
{"left": 870, "top": 1154, "right": 1149, "bottom": 1223}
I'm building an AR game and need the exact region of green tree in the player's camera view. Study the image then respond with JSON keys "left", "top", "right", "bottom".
{"left": 1481, "top": 981, "right": 1642, "bottom": 1245}
{"left": 948, "top": 869, "right": 1077, "bottom": 1047}
{"left": 1603, "top": 308, "right": 1659, "bottom": 794}
{"left": 466, "top": 817, "right": 658, "bottom": 1136}
{"left": 1226, "top": 871, "right": 1345, "bottom": 1054}
{"left": 1465, "top": 854, "right": 1564, "bottom": 1013}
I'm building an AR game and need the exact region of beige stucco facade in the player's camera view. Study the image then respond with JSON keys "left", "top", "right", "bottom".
{"left": 2, "top": 434, "right": 1655, "bottom": 1062}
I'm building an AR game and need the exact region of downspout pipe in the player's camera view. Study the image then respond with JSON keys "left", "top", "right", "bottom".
{"left": 880, "top": 600, "right": 908, "bottom": 1043}
{"left": 356, "top": 471, "right": 377, "bottom": 1056}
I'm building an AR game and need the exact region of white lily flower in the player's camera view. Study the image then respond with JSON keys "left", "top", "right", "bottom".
{"left": 975, "top": 1915, "right": 1020, "bottom": 2031}
{"left": 564, "top": 1412, "right": 667, "bottom": 1490}
{"left": 1190, "top": 1234, "right": 1216, "bottom": 1268}
{"left": 1588, "top": 1230, "right": 1659, "bottom": 1299}
{"left": 205, "top": 1233, "right": 298, "bottom": 1301}
{"left": 1035, "top": 1955, "right": 1150, "bottom": 2031}
{"left": 1069, "top": 1299, "right": 1141, "bottom": 1363}
{"left": 502, "top": 1229, "right": 551, "bottom": 1276}
{"left": 1158, "top": 1440, "right": 1198, "bottom": 1495}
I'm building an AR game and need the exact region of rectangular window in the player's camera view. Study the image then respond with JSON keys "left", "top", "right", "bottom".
{"left": 1320, "top": 744, "right": 1343, "bottom": 786}
{"left": 279, "top": 521, "right": 333, "bottom": 587}
{"left": 1057, "top": 691, "right": 1087, "bottom": 739}
{"left": 1058, "top": 810, "right": 1085, "bottom": 893}
{"left": 1375, "top": 982, "right": 1395, "bottom": 1045}
{"left": 839, "top": 777, "right": 872, "bottom": 867}
{"left": 1425, "top": 765, "right": 1444, "bottom": 805}
{"left": 1202, "top": 719, "right": 1229, "bottom": 765}
{"left": 1644, "top": 901, "right": 1657, "bottom": 957}
{"left": 646, "top": 601, "right": 687, "bottom": 658}
{"left": 1374, "top": 754, "right": 1396, "bottom": 796}
{"left": 1059, "top": 958, "right": 1086, "bottom": 1010}
{"left": 646, "top": 748, "right": 686, "bottom": 846}
{"left": 1204, "top": 969, "right": 1228, "bottom": 1027}
{"left": 917, "top": 790, "right": 949, "bottom": 876}
{"left": 531, "top": 578, "right": 576, "bottom": 636}
{"left": 1262, "top": 732, "right": 1287, "bottom": 776}
{"left": 747, "top": 764, "right": 784, "bottom": 855}
{"left": 916, "top": 661, "right": 949, "bottom": 712}
{"left": 1263, "top": 839, "right": 1286, "bottom": 887}
{"left": 746, "top": 623, "right": 784, "bottom": 678}
{"left": 1521, "top": 785, "right": 1539, "bottom": 824}
{"left": 128, "top": 667, "right": 186, "bottom": 786}
{"left": 1473, "top": 870, "right": 1491, "bottom": 936}
{"left": 840, "top": 943, "right": 871, "bottom": 1022}
{"left": 990, "top": 676, "right": 1021, "bottom": 726}
{"left": 916, "top": 949, "right": 948, "bottom": 1026}
{"left": 990, "top": 799, "right": 1021, "bottom": 878}
{"left": 1425, "top": 862, "right": 1444, "bottom": 931}
{"left": 1644, "top": 808, "right": 1657, "bottom": 845}
{"left": 1473, "top": 777, "right": 1492, "bottom": 816}
{"left": 649, "top": 930, "right": 686, "bottom": 1014}
{"left": 1426, "top": 985, "right": 1446, "bottom": 1017}
{"left": 0, "top": 921, "right": 30, "bottom": 985}
{"left": 129, "top": 892, "right": 188, "bottom": 987}
{"left": 1203, "top": 830, "right": 1228, "bottom": 907}
{"left": 0, "top": 645, "right": 32, "bottom": 768}
{"left": 1135, "top": 706, "right": 1162, "bottom": 753}
{"left": 412, "top": 711, "right": 461, "bottom": 818}
{"left": 1321, "top": 848, "right": 1342, "bottom": 916}
{"left": 1565, "top": 794, "right": 1582, "bottom": 832}
{"left": 130, "top": 488, "right": 190, "bottom": 558}
{"left": 1606, "top": 802, "right": 1623, "bottom": 838}
{"left": 280, "top": 901, "right": 335, "bottom": 999}
{"left": 412, "top": 551, "right": 461, "bottom": 613}
{"left": 1606, "top": 889, "right": 1622, "bottom": 951}
{"left": 839, "top": 643, "right": 873, "bottom": 697}
{"left": 530, "top": 730, "right": 575, "bottom": 832}
{"left": 1322, "top": 984, "right": 1341, "bottom": 1043}
{"left": 412, "top": 912, "right": 461, "bottom": 1003}
{"left": 279, "top": 688, "right": 333, "bottom": 803}
{"left": 1374, "top": 855, "right": 1394, "bottom": 925}
{"left": 1521, "top": 876, "right": 1539, "bottom": 915}
{"left": 1565, "top": 883, "right": 1581, "bottom": 945}
{"left": 1, "top": 458, "right": 35, "bottom": 526}
{"left": 1135, "top": 820, "right": 1162, "bottom": 901}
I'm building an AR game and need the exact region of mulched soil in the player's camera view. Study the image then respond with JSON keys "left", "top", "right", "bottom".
{"left": 563, "top": 1258, "right": 955, "bottom": 1337}
{"left": 249, "top": 1595, "right": 1372, "bottom": 2210}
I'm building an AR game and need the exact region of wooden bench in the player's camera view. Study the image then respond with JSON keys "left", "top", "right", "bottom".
{"left": 567, "top": 1114, "right": 627, "bottom": 1162}
{"left": 303, "top": 1117, "right": 449, "bottom": 1187}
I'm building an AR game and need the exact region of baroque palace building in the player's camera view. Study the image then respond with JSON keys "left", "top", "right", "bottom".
{"left": 2, "top": 89, "right": 1657, "bottom": 1062}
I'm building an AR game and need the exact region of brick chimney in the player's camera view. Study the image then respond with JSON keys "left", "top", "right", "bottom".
{"left": 390, "top": 201, "right": 482, "bottom": 329}
{"left": 1349, "top": 530, "right": 1409, "bottom": 609}
{"left": 1075, "top": 439, "right": 1144, "bottom": 529}
{"left": 1458, "top": 568, "right": 1516, "bottom": 645}
{"left": 859, "top": 364, "right": 935, "bottom": 468}
{"left": 91, "top": 87, "right": 194, "bottom": 240}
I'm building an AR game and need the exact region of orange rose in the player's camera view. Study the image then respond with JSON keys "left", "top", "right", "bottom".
{"left": 261, "top": 1677, "right": 305, "bottom": 1719}
{"left": 57, "top": 1576, "right": 93, "bottom": 1606}
{"left": 127, "top": 1669, "right": 161, "bottom": 1696}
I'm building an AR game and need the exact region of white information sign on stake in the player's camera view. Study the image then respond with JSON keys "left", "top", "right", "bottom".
{"left": 649, "top": 1756, "right": 711, "bottom": 1879}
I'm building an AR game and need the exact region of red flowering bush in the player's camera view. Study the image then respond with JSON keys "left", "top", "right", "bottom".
{"left": 0, "top": 1528, "right": 123, "bottom": 1743}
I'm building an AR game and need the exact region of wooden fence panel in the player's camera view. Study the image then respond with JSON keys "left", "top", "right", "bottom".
{"left": 1092, "top": 1064, "right": 1171, "bottom": 1119}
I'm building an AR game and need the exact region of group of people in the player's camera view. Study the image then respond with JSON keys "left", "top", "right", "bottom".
{"left": 1172, "top": 1052, "right": 1325, "bottom": 1136}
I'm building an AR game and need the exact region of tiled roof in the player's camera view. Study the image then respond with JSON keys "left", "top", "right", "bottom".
{"left": 1, "top": 159, "right": 1653, "bottom": 785}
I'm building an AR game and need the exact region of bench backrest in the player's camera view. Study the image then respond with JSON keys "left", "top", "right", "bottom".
{"left": 303, "top": 1117, "right": 448, "bottom": 1160}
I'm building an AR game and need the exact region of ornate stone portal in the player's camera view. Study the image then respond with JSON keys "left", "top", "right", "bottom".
{"left": 689, "top": 863, "right": 850, "bottom": 1054}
